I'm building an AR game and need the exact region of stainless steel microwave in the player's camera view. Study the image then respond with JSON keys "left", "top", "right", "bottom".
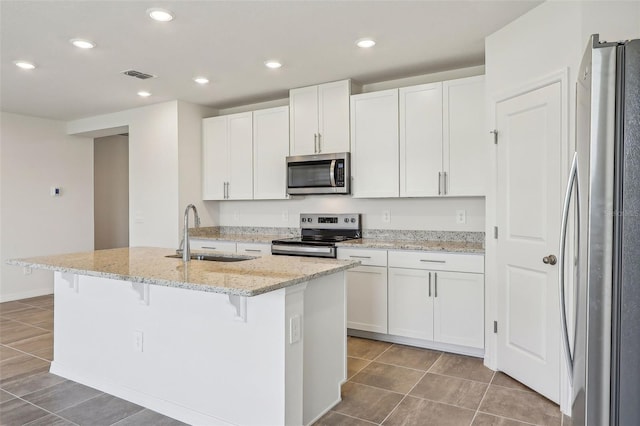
{"left": 286, "top": 152, "right": 350, "bottom": 195}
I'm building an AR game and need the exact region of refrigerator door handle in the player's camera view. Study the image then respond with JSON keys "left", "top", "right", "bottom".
{"left": 559, "top": 152, "right": 579, "bottom": 385}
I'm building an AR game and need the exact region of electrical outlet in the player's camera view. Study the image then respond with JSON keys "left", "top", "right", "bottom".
{"left": 281, "top": 210, "right": 289, "bottom": 222}
{"left": 289, "top": 315, "right": 301, "bottom": 344}
{"left": 23, "top": 267, "right": 32, "bottom": 275}
{"left": 382, "top": 210, "right": 391, "bottom": 223}
{"left": 456, "top": 210, "right": 466, "bottom": 224}
{"left": 133, "top": 330, "right": 144, "bottom": 352}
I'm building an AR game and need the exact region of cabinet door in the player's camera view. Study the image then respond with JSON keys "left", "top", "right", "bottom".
{"left": 318, "top": 80, "right": 351, "bottom": 154}
{"left": 433, "top": 271, "right": 484, "bottom": 349}
{"left": 443, "top": 75, "right": 486, "bottom": 196}
{"left": 190, "top": 239, "right": 237, "bottom": 253}
{"left": 399, "top": 83, "right": 443, "bottom": 197}
{"left": 346, "top": 266, "right": 388, "bottom": 333}
{"left": 289, "top": 85, "right": 319, "bottom": 156}
{"left": 253, "top": 106, "right": 289, "bottom": 200}
{"left": 202, "top": 116, "right": 228, "bottom": 200}
{"left": 227, "top": 112, "right": 253, "bottom": 200}
{"left": 350, "top": 89, "right": 399, "bottom": 198}
{"left": 388, "top": 267, "right": 433, "bottom": 340}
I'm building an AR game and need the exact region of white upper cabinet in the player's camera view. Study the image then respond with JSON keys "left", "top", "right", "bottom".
{"left": 443, "top": 75, "right": 486, "bottom": 196}
{"left": 399, "top": 82, "right": 443, "bottom": 197}
{"left": 290, "top": 80, "right": 352, "bottom": 155}
{"left": 253, "top": 106, "right": 289, "bottom": 200}
{"left": 398, "top": 75, "right": 486, "bottom": 197}
{"left": 202, "top": 112, "right": 253, "bottom": 200}
{"left": 350, "top": 89, "right": 399, "bottom": 198}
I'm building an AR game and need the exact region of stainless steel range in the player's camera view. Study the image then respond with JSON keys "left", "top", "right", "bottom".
{"left": 271, "top": 213, "right": 362, "bottom": 258}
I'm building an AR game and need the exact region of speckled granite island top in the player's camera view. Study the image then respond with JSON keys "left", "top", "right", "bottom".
{"left": 8, "top": 247, "right": 359, "bottom": 297}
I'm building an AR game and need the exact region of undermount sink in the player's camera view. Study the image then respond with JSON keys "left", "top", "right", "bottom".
{"left": 165, "top": 253, "right": 256, "bottom": 262}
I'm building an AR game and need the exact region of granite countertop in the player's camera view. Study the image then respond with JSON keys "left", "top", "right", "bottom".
{"left": 189, "top": 228, "right": 294, "bottom": 244}
{"left": 7, "top": 247, "right": 359, "bottom": 297}
{"left": 336, "top": 238, "right": 485, "bottom": 254}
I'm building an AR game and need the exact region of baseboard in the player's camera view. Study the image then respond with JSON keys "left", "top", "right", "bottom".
{"left": 50, "top": 362, "right": 234, "bottom": 426}
{"left": 305, "top": 396, "right": 341, "bottom": 426}
{"left": 0, "top": 288, "right": 53, "bottom": 303}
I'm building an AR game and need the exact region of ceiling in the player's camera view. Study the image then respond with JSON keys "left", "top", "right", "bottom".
{"left": 0, "top": 0, "right": 542, "bottom": 121}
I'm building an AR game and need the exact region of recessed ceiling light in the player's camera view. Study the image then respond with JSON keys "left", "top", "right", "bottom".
{"left": 148, "top": 8, "right": 174, "bottom": 22}
{"left": 14, "top": 60, "right": 36, "bottom": 70}
{"left": 356, "top": 39, "right": 376, "bottom": 48}
{"left": 137, "top": 91, "right": 152, "bottom": 97}
{"left": 264, "top": 61, "right": 282, "bottom": 69}
{"left": 70, "top": 39, "right": 95, "bottom": 49}
{"left": 193, "top": 77, "right": 209, "bottom": 85}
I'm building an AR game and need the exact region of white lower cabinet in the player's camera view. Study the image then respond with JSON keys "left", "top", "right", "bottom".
{"left": 338, "top": 248, "right": 388, "bottom": 334}
{"left": 388, "top": 250, "right": 484, "bottom": 350}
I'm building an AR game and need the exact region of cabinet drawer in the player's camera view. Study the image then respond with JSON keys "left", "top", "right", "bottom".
{"left": 338, "top": 248, "right": 387, "bottom": 267}
{"left": 388, "top": 250, "right": 483, "bottom": 273}
{"left": 190, "top": 239, "right": 237, "bottom": 253}
{"left": 237, "top": 242, "right": 271, "bottom": 255}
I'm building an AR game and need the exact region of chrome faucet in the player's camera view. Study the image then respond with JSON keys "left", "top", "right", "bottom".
{"left": 181, "top": 204, "right": 201, "bottom": 262}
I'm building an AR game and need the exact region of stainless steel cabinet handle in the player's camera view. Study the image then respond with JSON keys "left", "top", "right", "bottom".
{"left": 243, "top": 249, "right": 262, "bottom": 252}
{"left": 202, "top": 246, "right": 218, "bottom": 250}
{"left": 438, "top": 172, "right": 442, "bottom": 195}
{"left": 349, "top": 269, "right": 383, "bottom": 275}
{"left": 349, "top": 255, "right": 371, "bottom": 259}
{"left": 318, "top": 133, "right": 321, "bottom": 153}
{"left": 434, "top": 272, "right": 438, "bottom": 298}
{"left": 543, "top": 254, "right": 557, "bottom": 265}
{"left": 420, "top": 259, "right": 446, "bottom": 263}
{"left": 443, "top": 172, "right": 448, "bottom": 195}
{"left": 559, "top": 152, "right": 579, "bottom": 385}
{"left": 314, "top": 133, "right": 318, "bottom": 153}
{"left": 428, "top": 272, "right": 432, "bottom": 297}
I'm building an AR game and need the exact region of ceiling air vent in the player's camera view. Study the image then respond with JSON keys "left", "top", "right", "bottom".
{"left": 121, "top": 69, "right": 156, "bottom": 80}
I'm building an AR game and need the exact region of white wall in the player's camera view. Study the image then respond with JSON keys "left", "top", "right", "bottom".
{"left": 0, "top": 112, "right": 94, "bottom": 301}
{"left": 68, "top": 101, "right": 217, "bottom": 248}
{"left": 94, "top": 135, "right": 129, "bottom": 250}
{"left": 217, "top": 196, "right": 485, "bottom": 232}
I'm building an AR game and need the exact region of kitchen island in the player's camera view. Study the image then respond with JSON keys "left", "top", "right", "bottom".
{"left": 8, "top": 247, "right": 359, "bottom": 426}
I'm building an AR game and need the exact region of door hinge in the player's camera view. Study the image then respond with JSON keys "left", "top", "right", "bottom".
{"left": 493, "top": 226, "right": 498, "bottom": 239}
{"left": 490, "top": 129, "right": 498, "bottom": 144}
{"left": 494, "top": 321, "right": 498, "bottom": 334}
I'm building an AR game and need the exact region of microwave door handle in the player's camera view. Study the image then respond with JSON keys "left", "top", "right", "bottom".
{"left": 330, "top": 159, "right": 336, "bottom": 187}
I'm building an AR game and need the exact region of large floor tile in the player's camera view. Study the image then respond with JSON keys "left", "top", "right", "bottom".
{"left": 5, "top": 332, "right": 53, "bottom": 353}
{"left": 351, "top": 361, "right": 424, "bottom": 394}
{"left": 410, "top": 373, "right": 488, "bottom": 410}
{"left": 382, "top": 395, "right": 476, "bottom": 426}
{"left": 348, "top": 337, "right": 392, "bottom": 360}
{"left": 479, "top": 385, "right": 561, "bottom": 426}
{"left": 0, "top": 389, "right": 16, "bottom": 403}
{"left": 314, "top": 410, "right": 377, "bottom": 425}
{"left": 0, "top": 301, "right": 32, "bottom": 316}
{"left": 333, "top": 381, "right": 404, "bottom": 424}
{"left": 57, "top": 393, "right": 145, "bottom": 426}
{"left": 20, "top": 295, "right": 54, "bottom": 307}
{"left": 23, "top": 413, "right": 76, "bottom": 426}
{"left": 430, "top": 353, "right": 495, "bottom": 383}
{"left": 375, "top": 344, "right": 442, "bottom": 371}
{"left": 491, "top": 372, "right": 532, "bottom": 392}
{"left": 0, "top": 354, "right": 50, "bottom": 384}
{"left": 347, "top": 357, "right": 370, "bottom": 380}
{"left": 472, "top": 412, "right": 532, "bottom": 425}
{"left": 22, "top": 380, "right": 102, "bottom": 413}
{"left": 0, "top": 345, "right": 23, "bottom": 362}
{"left": 111, "top": 408, "right": 188, "bottom": 426}
{"left": 1, "top": 371, "right": 67, "bottom": 397}
{"left": 2, "top": 307, "right": 52, "bottom": 325}
{"left": 0, "top": 322, "right": 50, "bottom": 345}
{"left": 32, "top": 319, "right": 54, "bottom": 331}
{"left": 0, "top": 397, "right": 51, "bottom": 425}
{"left": 31, "top": 346, "right": 54, "bottom": 361}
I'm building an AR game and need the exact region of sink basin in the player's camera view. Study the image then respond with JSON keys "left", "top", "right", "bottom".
{"left": 165, "top": 254, "right": 256, "bottom": 262}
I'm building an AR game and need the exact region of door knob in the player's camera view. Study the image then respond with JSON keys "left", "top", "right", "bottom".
{"left": 543, "top": 254, "right": 557, "bottom": 265}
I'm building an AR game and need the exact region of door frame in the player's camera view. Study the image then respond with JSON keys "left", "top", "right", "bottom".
{"left": 485, "top": 68, "right": 570, "bottom": 410}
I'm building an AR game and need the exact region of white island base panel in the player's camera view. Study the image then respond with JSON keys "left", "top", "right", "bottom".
{"left": 50, "top": 271, "right": 346, "bottom": 426}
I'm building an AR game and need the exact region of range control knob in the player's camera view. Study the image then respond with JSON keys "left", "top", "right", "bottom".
{"left": 301, "top": 218, "right": 306, "bottom": 223}
{"left": 350, "top": 218, "right": 356, "bottom": 223}
{"left": 307, "top": 218, "right": 313, "bottom": 223}
{"left": 344, "top": 218, "right": 349, "bottom": 223}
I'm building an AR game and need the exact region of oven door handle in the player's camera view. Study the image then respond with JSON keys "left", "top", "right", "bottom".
{"left": 271, "top": 244, "right": 335, "bottom": 255}
{"left": 330, "top": 160, "right": 337, "bottom": 187}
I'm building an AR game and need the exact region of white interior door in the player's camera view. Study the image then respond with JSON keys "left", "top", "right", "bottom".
{"left": 495, "top": 81, "right": 562, "bottom": 403}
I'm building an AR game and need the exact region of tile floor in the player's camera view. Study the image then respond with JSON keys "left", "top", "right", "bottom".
{"left": 1, "top": 294, "right": 568, "bottom": 426}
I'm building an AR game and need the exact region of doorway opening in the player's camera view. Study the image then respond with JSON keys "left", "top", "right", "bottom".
{"left": 94, "top": 134, "right": 129, "bottom": 249}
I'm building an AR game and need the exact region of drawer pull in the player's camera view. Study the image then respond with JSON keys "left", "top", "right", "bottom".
{"left": 348, "top": 270, "right": 382, "bottom": 275}
{"left": 420, "top": 259, "right": 446, "bottom": 263}
{"left": 243, "top": 249, "right": 262, "bottom": 252}
{"left": 349, "top": 255, "right": 372, "bottom": 259}
{"left": 202, "top": 246, "right": 218, "bottom": 250}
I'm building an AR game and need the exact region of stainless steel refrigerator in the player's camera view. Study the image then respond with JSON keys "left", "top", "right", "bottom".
{"left": 559, "top": 34, "right": 640, "bottom": 425}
